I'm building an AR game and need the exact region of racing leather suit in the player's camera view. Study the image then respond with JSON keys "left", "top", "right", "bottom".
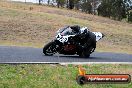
{"left": 71, "top": 26, "right": 96, "bottom": 53}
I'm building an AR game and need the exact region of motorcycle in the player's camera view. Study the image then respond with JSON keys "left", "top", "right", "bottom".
{"left": 43, "top": 26, "right": 104, "bottom": 58}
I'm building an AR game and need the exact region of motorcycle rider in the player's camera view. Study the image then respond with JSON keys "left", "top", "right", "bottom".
{"left": 70, "top": 25, "right": 96, "bottom": 55}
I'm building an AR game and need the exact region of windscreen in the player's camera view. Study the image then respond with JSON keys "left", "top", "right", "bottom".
{"left": 59, "top": 27, "right": 75, "bottom": 36}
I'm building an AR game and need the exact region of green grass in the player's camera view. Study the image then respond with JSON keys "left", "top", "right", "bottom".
{"left": 0, "top": 64, "right": 132, "bottom": 88}
{"left": 0, "top": 1, "right": 132, "bottom": 88}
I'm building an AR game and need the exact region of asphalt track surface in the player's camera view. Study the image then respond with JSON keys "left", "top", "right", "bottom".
{"left": 0, "top": 46, "right": 132, "bottom": 63}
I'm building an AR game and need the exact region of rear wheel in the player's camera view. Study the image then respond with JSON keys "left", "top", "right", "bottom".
{"left": 79, "top": 45, "right": 96, "bottom": 58}
{"left": 79, "top": 51, "right": 90, "bottom": 58}
{"left": 43, "top": 42, "right": 56, "bottom": 56}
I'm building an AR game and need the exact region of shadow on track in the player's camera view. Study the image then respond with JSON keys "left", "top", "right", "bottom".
{"left": 49, "top": 54, "right": 110, "bottom": 60}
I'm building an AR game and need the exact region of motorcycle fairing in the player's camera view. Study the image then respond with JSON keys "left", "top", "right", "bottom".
{"left": 92, "top": 32, "right": 103, "bottom": 41}
{"left": 56, "top": 33, "right": 75, "bottom": 43}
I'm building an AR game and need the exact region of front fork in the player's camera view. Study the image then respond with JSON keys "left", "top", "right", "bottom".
{"left": 52, "top": 40, "right": 63, "bottom": 52}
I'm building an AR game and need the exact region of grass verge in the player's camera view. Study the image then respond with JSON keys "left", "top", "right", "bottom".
{"left": 0, "top": 64, "right": 132, "bottom": 88}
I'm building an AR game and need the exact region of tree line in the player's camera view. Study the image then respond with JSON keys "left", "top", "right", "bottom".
{"left": 38, "top": 0, "right": 132, "bottom": 22}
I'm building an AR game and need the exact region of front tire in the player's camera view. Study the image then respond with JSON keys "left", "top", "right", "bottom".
{"left": 43, "top": 42, "right": 56, "bottom": 56}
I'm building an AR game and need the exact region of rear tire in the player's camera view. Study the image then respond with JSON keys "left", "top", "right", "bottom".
{"left": 79, "top": 46, "right": 96, "bottom": 58}
{"left": 79, "top": 51, "right": 90, "bottom": 58}
{"left": 43, "top": 42, "right": 56, "bottom": 56}
{"left": 80, "top": 40, "right": 96, "bottom": 58}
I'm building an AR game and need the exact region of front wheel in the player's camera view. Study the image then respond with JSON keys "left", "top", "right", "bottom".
{"left": 43, "top": 42, "right": 56, "bottom": 56}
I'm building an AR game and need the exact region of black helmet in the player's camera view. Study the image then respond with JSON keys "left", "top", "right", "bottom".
{"left": 70, "top": 25, "right": 80, "bottom": 33}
